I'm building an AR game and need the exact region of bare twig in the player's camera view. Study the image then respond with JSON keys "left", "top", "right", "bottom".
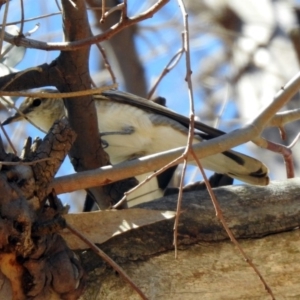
{"left": 19, "top": 0, "right": 25, "bottom": 36}
{"left": 191, "top": 149, "right": 275, "bottom": 299}
{"left": 251, "top": 72, "right": 300, "bottom": 138}
{"left": 288, "top": 132, "right": 300, "bottom": 150}
{"left": 2, "top": 7, "right": 119, "bottom": 27}
{"left": 173, "top": 0, "right": 195, "bottom": 258}
{"left": 173, "top": 157, "right": 188, "bottom": 258}
{"left": 247, "top": 106, "right": 300, "bottom": 179}
{"left": 112, "top": 154, "right": 183, "bottom": 209}
{"left": 0, "top": 67, "right": 48, "bottom": 133}
{"left": 147, "top": 48, "right": 184, "bottom": 99}
{"left": 100, "top": 0, "right": 106, "bottom": 23}
{"left": 54, "top": 0, "right": 62, "bottom": 11}
{"left": 252, "top": 136, "right": 295, "bottom": 178}
{"left": 94, "top": 43, "right": 117, "bottom": 84}
{"left": 0, "top": 0, "right": 10, "bottom": 59}
{"left": 0, "top": 158, "right": 51, "bottom": 166}
{"left": 1, "top": 67, "right": 43, "bottom": 91}
{"left": 0, "top": 84, "right": 117, "bottom": 98}
{"left": 0, "top": 121, "right": 17, "bottom": 154}
{"left": 268, "top": 108, "right": 300, "bottom": 128}
{"left": 104, "top": 3, "right": 124, "bottom": 19}
{"left": 67, "top": 0, "right": 77, "bottom": 9}
{"left": 3, "top": 0, "right": 170, "bottom": 51}
{"left": 1, "top": 95, "right": 46, "bottom": 133}
{"left": 2, "top": 82, "right": 116, "bottom": 134}
{"left": 4, "top": 12, "right": 62, "bottom": 26}
{"left": 175, "top": 3, "right": 277, "bottom": 295}
{"left": 66, "top": 223, "right": 148, "bottom": 300}
{"left": 214, "top": 82, "right": 229, "bottom": 128}
{"left": 121, "top": 0, "right": 128, "bottom": 20}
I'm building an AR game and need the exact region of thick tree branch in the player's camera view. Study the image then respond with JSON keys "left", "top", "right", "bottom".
{"left": 57, "top": 0, "right": 105, "bottom": 169}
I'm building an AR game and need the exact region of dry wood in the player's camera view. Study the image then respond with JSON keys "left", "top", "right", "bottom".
{"left": 70, "top": 178, "right": 300, "bottom": 299}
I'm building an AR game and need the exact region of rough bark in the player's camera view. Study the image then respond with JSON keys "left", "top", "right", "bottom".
{"left": 83, "top": 230, "right": 300, "bottom": 299}
{"left": 71, "top": 178, "right": 300, "bottom": 299}
{"left": 0, "top": 120, "right": 85, "bottom": 299}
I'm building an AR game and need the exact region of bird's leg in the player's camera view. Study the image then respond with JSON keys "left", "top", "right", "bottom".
{"left": 100, "top": 126, "right": 135, "bottom": 149}
{"left": 100, "top": 125, "right": 135, "bottom": 137}
{"left": 100, "top": 139, "right": 109, "bottom": 149}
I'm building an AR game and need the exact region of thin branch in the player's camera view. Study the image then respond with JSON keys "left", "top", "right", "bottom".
{"left": 66, "top": 223, "right": 148, "bottom": 300}
{"left": 4, "top": 12, "right": 61, "bottom": 26}
{"left": 3, "top": 0, "right": 170, "bottom": 51}
{"left": 1, "top": 94, "right": 47, "bottom": 133}
{"left": 173, "top": 0, "right": 195, "bottom": 258}
{"left": 147, "top": 48, "right": 184, "bottom": 99}
{"left": 0, "top": 67, "right": 50, "bottom": 133}
{"left": 100, "top": 0, "right": 106, "bottom": 23}
{"left": 1, "top": 6, "right": 128, "bottom": 27}
{"left": 19, "top": 0, "right": 25, "bottom": 36}
{"left": 173, "top": 157, "right": 188, "bottom": 258}
{"left": 67, "top": 0, "right": 77, "bottom": 9}
{"left": 252, "top": 72, "right": 300, "bottom": 137}
{"left": 94, "top": 43, "right": 117, "bottom": 84}
{"left": 0, "top": 0, "right": 10, "bottom": 59}
{"left": 1, "top": 67, "right": 43, "bottom": 91}
{"left": 104, "top": 3, "right": 124, "bottom": 19}
{"left": 254, "top": 137, "right": 295, "bottom": 179}
{"left": 2, "top": 85, "right": 118, "bottom": 135}
{"left": 112, "top": 154, "right": 184, "bottom": 209}
{"left": 288, "top": 132, "right": 300, "bottom": 150}
{"left": 47, "top": 135, "right": 265, "bottom": 196}
{"left": 0, "top": 121, "right": 17, "bottom": 154}
{"left": 26, "top": 23, "right": 40, "bottom": 35}
{"left": 214, "top": 82, "right": 229, "bottom": 128}
{"left": 0, "top": 84, "right": 117, "bottom": 98}
{"left": 54, "top": 0, "right": 62, "bottom": 11}
{"left": 268, "top": 108, "right": 300, "bottom": 128}
{"left": 190, "top": 149, "right": 275, "bottom": 299}
{"left": 121, "top": 0, "right": 128, "bottom": 20}
{"left": 0, "top": 158, "right": 51, "bottom": 166}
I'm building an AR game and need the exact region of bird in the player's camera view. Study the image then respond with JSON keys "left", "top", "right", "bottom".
{"left": 3, "top": 89, "right": 269, "bottom": 206}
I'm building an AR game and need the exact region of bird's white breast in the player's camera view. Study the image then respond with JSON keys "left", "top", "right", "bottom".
{"left": 95, "top": 101, "right": 153, "bottom": 163}
{"left": 95, "top": 100, "right": 195, "bottom": 164}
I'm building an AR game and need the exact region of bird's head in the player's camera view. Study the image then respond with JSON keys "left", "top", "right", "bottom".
{"left": 2, "top": 89, "right": 65, "bottom": 133}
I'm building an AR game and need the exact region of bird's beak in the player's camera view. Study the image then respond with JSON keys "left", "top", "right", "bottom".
{"left": 2, "top": 112, "right": 23, "bottom": 126}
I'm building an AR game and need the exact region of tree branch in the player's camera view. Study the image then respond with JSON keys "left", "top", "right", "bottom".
{"left": 3, "top": 0, "right": 170, "bottom": 51}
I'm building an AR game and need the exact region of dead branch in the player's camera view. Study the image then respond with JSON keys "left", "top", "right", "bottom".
{"left": 69, "top": 178, "right": 300, "bottom": 298}
{"left": 0, "top": 119, "right": 85, "bottom": 299}
{"left": 2, "top": 0, "right": 170, "bottom": 51}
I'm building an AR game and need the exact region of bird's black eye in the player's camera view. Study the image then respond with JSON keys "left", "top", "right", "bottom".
{"left": 32, "top": 98, "right": 42, "bottom": 107}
